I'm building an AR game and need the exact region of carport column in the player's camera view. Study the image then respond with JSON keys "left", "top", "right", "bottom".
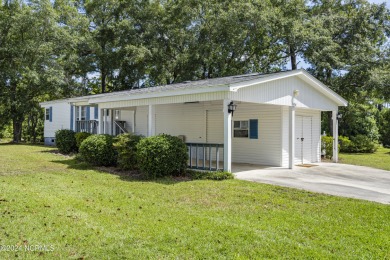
{"left": 332, "top": 110, "right": 339, "bottom": 163}
{"left": 103, "top": 109, "right": 108, "bottom": 134}
{"left": 98, "top": 108, "right": 103, "bottom": 134}
{"left": 148, "top": 104, "right": 155, "bottom": 137}
{"left": 223, "top": 99, "right": 232, "bottom": 172}
{"left": 289, "top": 106, "right": 296, "bottom": 169}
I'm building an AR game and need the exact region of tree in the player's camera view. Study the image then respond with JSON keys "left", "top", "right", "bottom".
{"left": 0, "top": 0, "right": 85, "bottom": 142}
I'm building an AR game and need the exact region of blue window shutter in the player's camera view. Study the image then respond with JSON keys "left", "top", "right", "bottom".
{"left": 49, "top": 107, "right": 53, "bottom": 122}
{"left": 94, "top": 106, "right": 98, "bottom": 119}
{"left": 86, "top": 106, "right": 90, "bottom": 121}
{"left": 70, "top": 105, "right": 74, "bottom": 130}
{"left": 249, "top": 119, "right": 258, "bottom": 139}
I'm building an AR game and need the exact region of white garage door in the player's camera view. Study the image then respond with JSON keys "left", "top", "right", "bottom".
{"left": 295, "top": 116, "right": 313, "bottom": 165}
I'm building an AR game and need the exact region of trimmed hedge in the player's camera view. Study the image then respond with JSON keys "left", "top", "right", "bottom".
{"left": 79, "top": 134, "right": 117, "bottom": 166}
{"left": 136, "top": 134, "right": 188, "bottom": 178}
{"left": 75, "top": 132, "right": 92, "bottom": 150}
{"left": 55, "top": 129, "right": 76, "bottom": 154}
{"left": 114, "top": 133, "right": 143, "bottom": 170}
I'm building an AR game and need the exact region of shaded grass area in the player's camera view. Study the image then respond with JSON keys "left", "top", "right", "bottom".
{"left": 339, "top": 147, "right": 390, "bottom": 171}
{"left": 0, "top": 144, "right": 389, "bottom": 259}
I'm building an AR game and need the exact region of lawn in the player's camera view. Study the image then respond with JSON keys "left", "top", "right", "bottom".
{"left": 0, "top": 144, "right": 389, "bottom": 259}
{"left": 339, "top": 146, "right": 390, "bottom": 171}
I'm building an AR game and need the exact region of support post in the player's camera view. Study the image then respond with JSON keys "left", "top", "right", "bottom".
{"left": 131, "top": 110, "right": 135, "bottom": 133}
{"left": 289, "top": 106, "right": 296, "bottom": 169}
{"left": 332, "top": 110, "right": 339, "bottom": 163}
{"left": 148, "top": 105, "right": 155, "bottom": 137}
{"left": 223, "top": 99, "right": 232, "bottom": 172}
{"left": 103, "top": 109, "right": 107, "bottom": 134}
{"left": 98, "top": 108, "right": 103, "bottom": 134}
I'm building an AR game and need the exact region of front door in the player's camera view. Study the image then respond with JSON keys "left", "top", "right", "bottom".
{"left": 295, "top": 116, "right": 312, "bottom": 165}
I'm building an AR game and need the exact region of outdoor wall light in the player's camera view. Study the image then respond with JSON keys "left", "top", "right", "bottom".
{"left": 228, "top": 101, "right": 237, "bottom": 116}
{"left": 293, "top": 89, "right": 299, "bottom": 97}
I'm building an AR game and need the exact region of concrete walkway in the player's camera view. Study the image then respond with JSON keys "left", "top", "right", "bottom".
{"left": 233, "top": 163, "right": 390, "bottom": 204}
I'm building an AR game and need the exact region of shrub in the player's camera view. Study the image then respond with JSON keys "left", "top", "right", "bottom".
{"left": 321, "top": 135, "right": 334, "bottom": 159}
{"left": 346, "top": 135, "right": 379, "bottom": 153}
{"left": 79, "top": 134, "right": 117, "bottom": 166}
{"left": 75, "top": 132, "right": 92, "bottom": 150}
{"left": 113, "top": 133, "right": 143, "bottom": 170}
{"left": 187, "top": 170, "right": 234, "bottom": 180}
{"left": 136, "top": 134, "right": 188, "bottom": 178}
{"left": 338, "top": 136, "right": 352, "bottom": 153}
{"left": 55, "top": 129, "right": 76, "bottom": 154}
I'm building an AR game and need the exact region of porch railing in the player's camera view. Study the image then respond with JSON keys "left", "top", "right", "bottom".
{"left": 76, "top": 120, "right": 98, "bottom": 134}
{"left": 186, "top": 143, "right": 224, "bottom": 171}
{"left": 114, "top": 121, "right": 128, "bottom": 135}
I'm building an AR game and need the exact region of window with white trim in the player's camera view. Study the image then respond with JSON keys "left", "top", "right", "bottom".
{"left": 76, "top": 106, "right": 87, "bottom": 121}
{"left": 233, "top": 120, "right": 249, "bottom": 138}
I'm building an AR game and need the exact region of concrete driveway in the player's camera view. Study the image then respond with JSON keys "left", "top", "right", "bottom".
{"left": 233, "top": 163, "right": 390, "bottom": 204}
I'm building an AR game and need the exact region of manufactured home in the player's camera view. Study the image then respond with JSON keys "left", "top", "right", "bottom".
{"left": 40, "top": 70, "right": 347, "bottom": 171}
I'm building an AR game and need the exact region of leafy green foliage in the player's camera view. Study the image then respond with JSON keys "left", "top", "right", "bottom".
{"left": 0, "top": 0, "right": 88, "bottom": 142}
{"left": 338, "top": 136, "right": 352, "bottom": 153}
{"left": 79, "top": 134, "right": 117, "bottom": 166}
{"left": 113, "top": 133, "right": 143, "bottom": 170}
{"left": 379, "top": 108, "right": 390, "bottom": 148}
{"left": 347, "top": 135, "right": 379, "bottom": 153}
{"left": 338, "top": 102, "right": 380, "bottom": 142}
{"left": 0, "top": 0, "right": 389, "bottom": 148}
{"left": 321, "top": 135, "right": 334, "bottom": 159}
{"left": 55, "top": 129, "right": 77, "bottom": 154}
{"left": 186, "top": 170, "right": 234, "bottom": 181}
{"left": 136, "top": 134, "right": 188, "bottom": 178}
{"left": 323, "top": 134, "right": 377, "bottom": 155}
{"left": 75, "top": 132, "right": 93, "bottom": 150}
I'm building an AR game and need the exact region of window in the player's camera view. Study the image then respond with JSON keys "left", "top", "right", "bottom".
{"left": 234, "top": 120, "right": 249, "bottom": 138}
{"left": 76, "top": 106, "right": 88, "bottom": 121}
{"left": 80, "top": 106, "right": 87, "bottom": 121}
{"left": 233, "top": 119, "right": 259, "bottom": 139}
{"left": 45, "top": 108, "right": 50, "bottom": 121}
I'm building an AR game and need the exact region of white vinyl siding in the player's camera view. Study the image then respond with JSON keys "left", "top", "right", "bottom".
{"left": 229, "top": 77, "right": 339, "bottom": 111}
{"left": 130, "top": 102, "right": 283, "bottom": 166}
{"left": 231, "top": 103, "right": 282, "bottom": 166}
{"left": 43, "top": 102, "right": 71, "bottom": 138}
{"left": 135, "top": 106, "right": 148, "bottom": 136}
{"left": 119, "top": 110, "right": 135, "bottom": 133}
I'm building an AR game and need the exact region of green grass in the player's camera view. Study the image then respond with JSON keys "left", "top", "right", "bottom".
{"left": 0, "top": 144, "right": 389, "bottom": 259}
{"left": 339, "top": 147, "right": 390, "bottom": 171}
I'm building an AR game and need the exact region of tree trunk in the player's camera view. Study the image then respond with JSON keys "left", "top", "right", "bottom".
{"left": 101, "top": 69, "right": 106, "bottom": 93}
{"left": 290, "top": 45, "right": 297, "bottom": 70}
{"left": 12, "top": 118, "right": 23, "bottom": 143}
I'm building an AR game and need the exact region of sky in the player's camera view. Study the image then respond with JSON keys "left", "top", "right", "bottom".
{"left": 367, "top": 0, "right": 388, "bottom": 6}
